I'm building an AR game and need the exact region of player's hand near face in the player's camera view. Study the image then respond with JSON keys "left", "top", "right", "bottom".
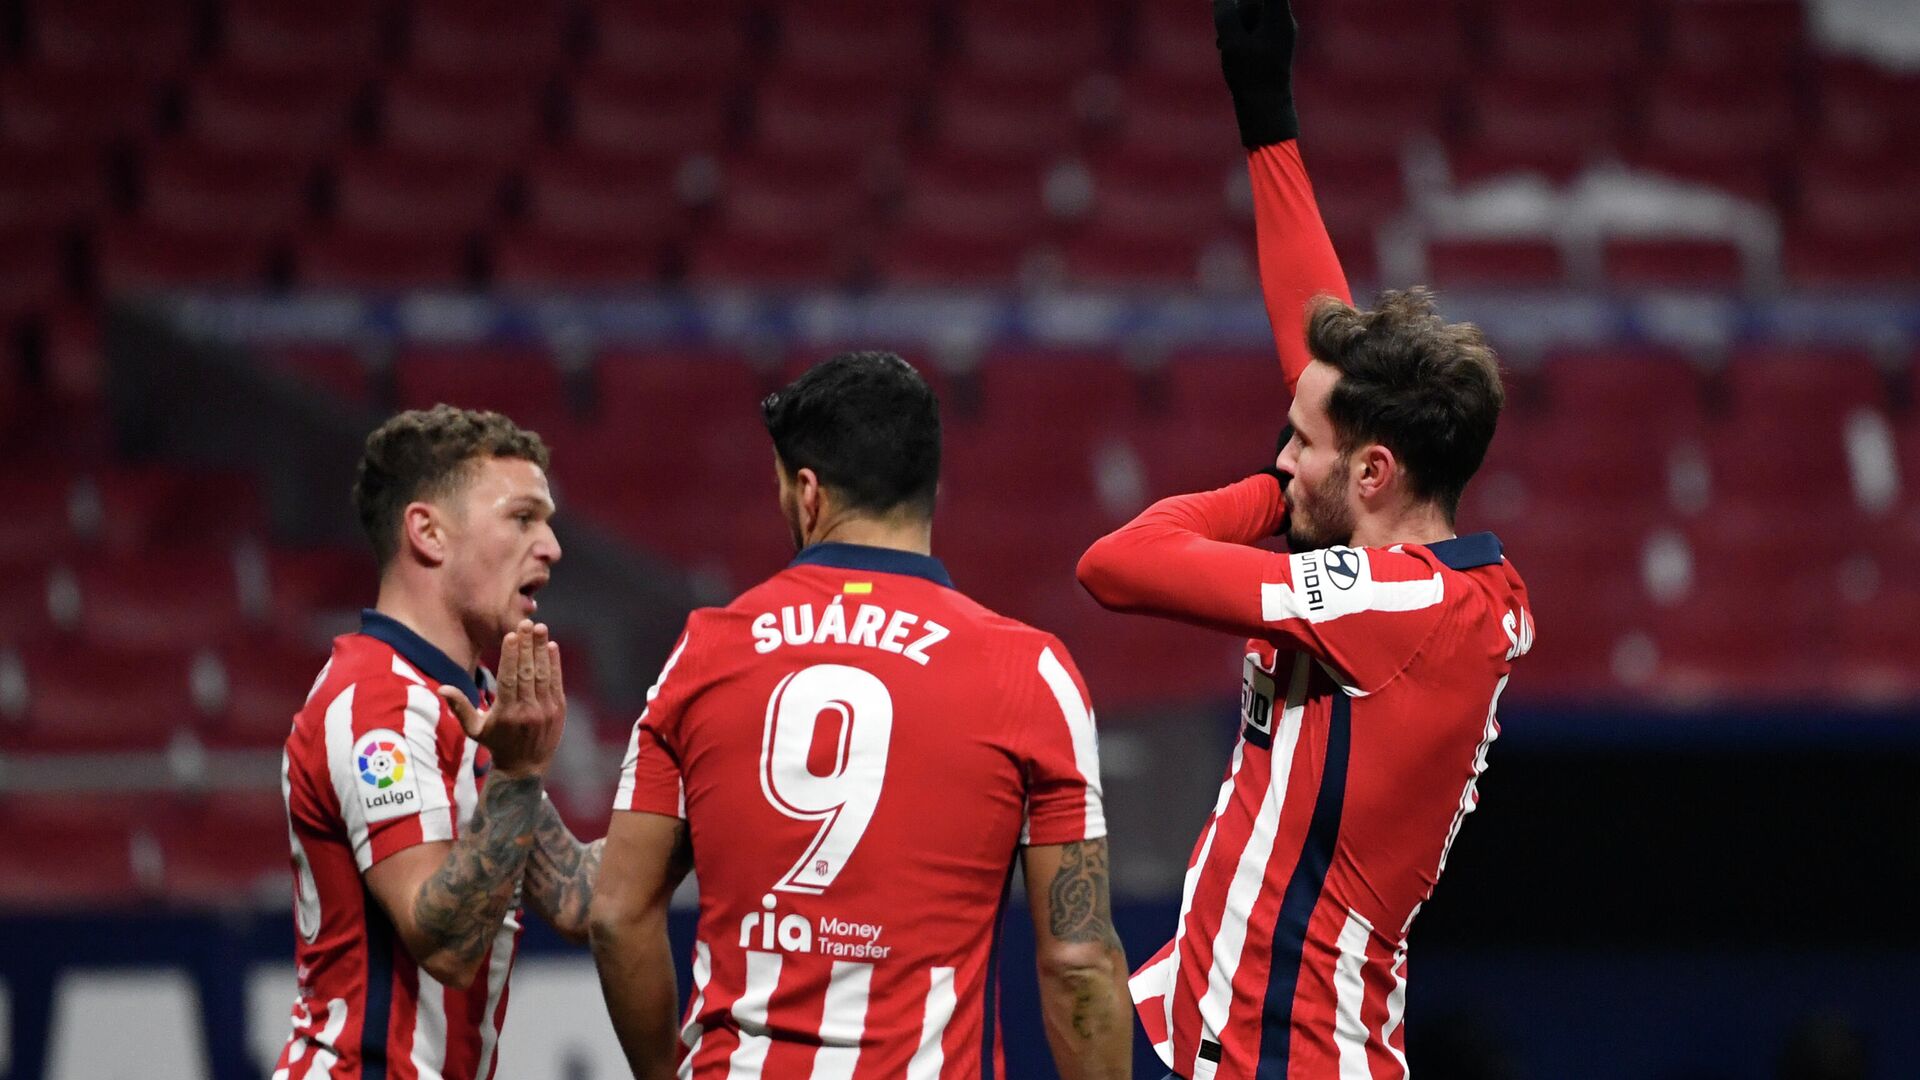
{"left": 440, "top": 619, "right": 566, "bottom": 778}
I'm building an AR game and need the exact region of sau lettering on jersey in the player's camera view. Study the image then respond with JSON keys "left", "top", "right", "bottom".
{"left": 277, "top": 610, "right": 522, "bottom": 1080}
{"left": 615, "top": 542, "right": 1106, "bottom": 1080}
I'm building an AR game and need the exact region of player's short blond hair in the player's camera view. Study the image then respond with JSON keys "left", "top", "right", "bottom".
{"left": 352, "top": 405, "right": 551, "bottom": 567}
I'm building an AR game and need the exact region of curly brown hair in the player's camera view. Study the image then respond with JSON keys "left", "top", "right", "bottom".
{"left": 352, "top": 405, "right": 551, "bottom": 567}
{"left": 1306, "top": 288, "right": 1504, "bottom": 521}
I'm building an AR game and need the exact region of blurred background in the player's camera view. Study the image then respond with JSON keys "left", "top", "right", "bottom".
{"left": 1, "top": 0, "right": 1917, "bottom": 1076}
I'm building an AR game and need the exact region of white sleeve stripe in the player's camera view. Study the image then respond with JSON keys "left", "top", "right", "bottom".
{"left": 1036, "top": 646, "right": 1106, "bottom": 840}
{"left": 1260, "top": 546, "right": 1444, "bottom": 624}
{"left": 321, "top": 685, "right": 371, "bottom": 870}
{"left": 615, "top": 631, "right": 693, "bottom": 810}
{"left": 402, "top": 684, "right": 454, "bottom": 843}
{"left": 391, "top": 656, "right": 426, "bottom": 685}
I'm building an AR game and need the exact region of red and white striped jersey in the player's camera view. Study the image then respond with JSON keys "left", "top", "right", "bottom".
{"left": 615, "top": 542, "right": 1106, "bottom": 1080}
{"left": 1077, "top": 139, "right": 1535, "bottom": 1078}
{"left": 276, "top": 610, "right": 522, "bottom": 1080}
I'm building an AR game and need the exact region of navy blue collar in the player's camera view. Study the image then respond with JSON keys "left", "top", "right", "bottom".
{"left": 359, "top": 609, "right": 483, "bottom": 705}
{"left": 789, "top": 542, "right": 954, "bottom": 588}
{"left": 1424, "top": 532, "right": 1504, "bottom": 571}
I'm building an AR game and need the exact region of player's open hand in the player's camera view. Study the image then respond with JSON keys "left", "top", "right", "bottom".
{"left": 438, "top": 619, "right": 567, "bottom": 779}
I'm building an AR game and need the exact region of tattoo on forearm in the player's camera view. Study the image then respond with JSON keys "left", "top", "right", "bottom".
{"left": 526, "top": 798, "right": 604, "bottom": 934}
{"left": 414, "top": 772, "right": 544, "bottom": 964}
{"left": 1048, "top": 839, "right": 1123, "bottom": 949}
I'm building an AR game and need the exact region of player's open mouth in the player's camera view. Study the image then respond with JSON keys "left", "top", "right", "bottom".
{"left": 517, "top": 576, "right": 547, "bottom": 613}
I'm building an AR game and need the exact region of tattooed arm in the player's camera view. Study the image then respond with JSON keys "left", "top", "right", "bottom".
{"left": 364, "top": 620, "right": 570, "bottom": 989}
{"left": 590, "top": 810, "right": 693, "bottom": 1080}
{"left": 524, "top": 795, "right": 605, "bottom": 944}
{"left": 1023, "top": 838, "right": 1133, "bottom": 1079}
{"left": 365, "top": 771, "right": 547, "bottom": 989}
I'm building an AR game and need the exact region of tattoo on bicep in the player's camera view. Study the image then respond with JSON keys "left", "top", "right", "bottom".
{"left": 1047, "top": 838, "right": 1122, "bottom": 949}
{"left": 413, "top": 772, "right": 544, "bottom": 964}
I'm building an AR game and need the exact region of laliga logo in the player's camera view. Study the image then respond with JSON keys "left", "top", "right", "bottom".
{"left": 358, "top": 739, "right": 407, "bottom": 789}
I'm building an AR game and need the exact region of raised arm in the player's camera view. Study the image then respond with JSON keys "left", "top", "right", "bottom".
{"left": 1024, "top": 839, "right": 1132, "bottom": 1080}
{"left": 366, "top": 622, "right": 567, "bottom": 989}
{"left": 1215, "top": 0, "right": 1352, "bottom": 392}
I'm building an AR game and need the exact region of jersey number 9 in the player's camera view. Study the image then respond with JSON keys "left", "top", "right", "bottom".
{"left": 759, "top": 663, "right": 894, "bottom": 894}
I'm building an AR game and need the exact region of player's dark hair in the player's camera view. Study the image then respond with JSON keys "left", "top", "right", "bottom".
{"left": 762, "top": 351, "right": 941, "bottom": 520}
{"left": 1306, "top": 288, "right": 1504, "bottom": 521}
{"left": 353, "top": 404, "right": 551, "bottom": 568}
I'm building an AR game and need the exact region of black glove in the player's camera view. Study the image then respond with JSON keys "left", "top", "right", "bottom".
{"left": 1257, "top": 423, "right": 1294, "bottom": 536}
{"left": 1214, "top": 0, "right": 1300, "bottom": 149}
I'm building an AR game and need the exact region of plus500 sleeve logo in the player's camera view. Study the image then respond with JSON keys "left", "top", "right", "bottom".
{"left": 353, "top": 728, "right": 420, "bottom": 820}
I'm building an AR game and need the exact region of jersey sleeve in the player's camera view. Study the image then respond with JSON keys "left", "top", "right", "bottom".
{"left": 613, "top": 626, "right": 697, "bottom": 818}
{"left": 321, "top": 674, "right": 459, "bottom": 873}
{"left": 1015, "top": 636, "right": 1107, "bottom": 847}
{"left": 1249, "top": 141, "right": 1352, "bottom": 393}
{"left": 1078, "top": 474, "right": 1445, "bottom": 693}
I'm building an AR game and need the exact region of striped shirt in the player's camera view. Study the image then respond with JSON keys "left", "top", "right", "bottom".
{"left": 275, "top": 610, "right": 519, "bottom": 1080}
{"left": 616, "top": 542, "right": 1106, "bottom": 1079}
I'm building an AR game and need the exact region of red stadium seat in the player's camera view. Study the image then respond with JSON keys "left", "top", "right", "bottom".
{"left": 69, "top": 552, "right": 248, "bottom": 649}
{"left": 771, "top": 0, "right": 935, "bottom": 84}
{"left": 1084, "top": 150, "right": 1234, "bottom": 243}
{"left": 686, "top": 228, "right": 859, "bottom": 287}
{"left": 491, "top": 231, "right": 672, "bottom": 290}
{"left": 1636, "top": 577, "right": 1824, "bottom": 703}
{"left": 1701, "top": 414, "right": 1853, "bottom": 512}
{"left": 518, "top": 142, "right": 682, "bottom": 237}
{"left": 392, "top": 344, "right": 571, "bottom": 428}
{"left": 1162, "top": 348, "right": 1286, "bottom": 430}
{"left": 1482, "top": 3, "right": 1650, "bottom": 79}
{"left": 1299, "top": 144, "right": 1406, "bottom": 239}
{"left": 1292, "top": 68, "right": 1452, "bottom": 155}
{"left": 565, "top": 71, "right": 734, "bottom": 161}
{"left": 94, "top": 221, "right": 273, "bottom": 292}
{"left": 872, "top": 156, "right": 1045, "bottom": 284}
{"left": 378, "top": 70, "right": 548, "bottom": 165}
{"left": 1540, "top": 347, "right": 1706, "bottom": 426}
{"left": 80, "top": 465, "right": 264, "bottom": 553}
{"left": 587, "top": 0, "right": 752, "bottom": 83}
{"left": 1723, "top": 345, "right": 1889, "bottom": 421}
{"left": 1131, "top": 0, "right": 1229, "bottom": 83}
{"left": 1312, "top": 0, "right": 1471, "bottom": 80}
{"left": 1812, "top": 60, "right": 1920, "bottom": 160}
{"left": 871, "top": 227, "right": 1033, "bottom": 287}
{"left": 712, "top": 150, "right": 873, "bottom": 241}
{"left": 1781, "top": 227, "right": 1920, "bottom": 288}
{"left": 0, "top": 66, "right": 163, "bottom": 150}
{"left": 267, "top": 545, "right": 372, "bottom": 631}
{"left": 200, "top": 639, "right": 321, "bottom": 748}
{"left": 0, "top": 144, "right": 108, "bottom": 231}
{"left": 1426, "top": 237, "right": 1565, "bottom": 289}
{"left": 159, "top": 792, "right": 289, "bottom": 904}
{"left": 0, "top": 226, "right": 69, "bottom": 321}
{"left": 1661, "top": 0, "right": 1806, "bottom": 77}
{"left": 1462, "top": 73, "right": 1625, "bottom": 163}
{"left": 1110, "top": 75, "right": 1245, "bottom": 169}
{"left": 1795, "top": 152, "right": 1920, "bottom": 246}
{"left": 293, "top": 227, "right": 471, "bottom": 290}
{"left": 951, "top": 0, "right": 1114, "bottom": 81}
{"left": 404, "top": 0, "right": 573, "bottom": 79}
{"left": 182, "top": 64, "right": 362, "bottom": 158}
{"left": 1058, "top": 231, "right": 1206, "bottom": 288}
{"left": 1635, "top": 73, "right": 1799, "bottom": 166}
{"left": 1600, "top": 237, "right": 1746, "bottom": 289}
{"left": 219, "top": 0, "right": 386, "bottom": 76}
{"left": 139, "top": 139, "right": 315, "bottom": 238}
{"left": 973, "top": 348, "right": 1141, "bottom": 438}
{"left": 749, "top": 70, "right": 914, "bottom": 161}
{"left": 32, "top": 0, "right": 200, "bottom": 77}
{"left": 329, "top": 147, "right": 509, "bottom": 238}
{"left": 0, "top": 795, "right": 147, "bottom": 907}
{"left": 6, "top": 644, "right": 197, "bottom": 752}
{"left": 931, "top": 69, "right": 1088, "bottom": 165}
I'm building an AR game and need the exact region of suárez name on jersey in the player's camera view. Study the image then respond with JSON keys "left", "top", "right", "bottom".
{"left": 750, "top": 596, "right": 950, "bottom": 666}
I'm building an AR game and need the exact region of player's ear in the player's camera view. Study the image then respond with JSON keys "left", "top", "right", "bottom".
{"left": 402, "top": 500, "right": 449, "bottom": 566}
{"left": 1355, "top": 443, "right": 1396, "bottom": 501}
{"left": 795, "top": 467, "right": 825, "bottom": 532}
